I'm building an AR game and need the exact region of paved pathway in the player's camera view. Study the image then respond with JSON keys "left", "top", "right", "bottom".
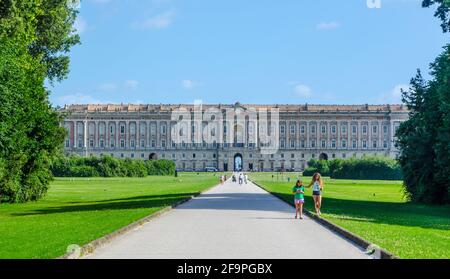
{"left": 85, "top": 176, "right": 369, "bottom": 259}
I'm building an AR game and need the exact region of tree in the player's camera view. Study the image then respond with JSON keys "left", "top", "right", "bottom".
{"left": 397, "top": 49, "right": 450, "bottom": 204}
{"left": 0, "top": 1, "right": 79, "bottom": 202}
{"left": 422, "top": 0, "right": 450, "bottom": 33}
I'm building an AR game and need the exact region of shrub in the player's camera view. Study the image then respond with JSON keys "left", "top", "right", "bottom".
{"left": 303, "top": 157, "right": 403, "bottom": 180}
{"left": 50, "top": 155, "right": 175, "bottom": 178}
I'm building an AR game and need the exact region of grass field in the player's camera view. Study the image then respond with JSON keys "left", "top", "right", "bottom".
{"left": 0, "top": 173, "right": 222, "bottom": 259}
{"left": 250, "top": 172, "right": 450, "bottom": 259}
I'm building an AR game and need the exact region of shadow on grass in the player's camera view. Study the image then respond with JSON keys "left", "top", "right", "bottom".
{"left": 12, "top": 192, "right": 199, "bottom": 216}
{"left": 271, "top": 191, "right": 450, "bottom": 231}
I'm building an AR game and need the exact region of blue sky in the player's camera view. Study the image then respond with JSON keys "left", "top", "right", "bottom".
{"left": 50, "top": 0, "right": 449, "bottom": 106}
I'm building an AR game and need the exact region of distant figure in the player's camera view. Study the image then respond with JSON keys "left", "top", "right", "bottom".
{"left": 238, "top": 173, "right": 243, "bottom": 185}
{"left": 220, "top": 175, "right": 225, "bottom": 185}
{"left": 307, "top": 173, "right": 324, "bottom": 217}
{"left": 292, "top": 179, "right": 305, "bottom": 219}
{"left": 244, "top": 174, "right": 248, "bottom": 184}
{"left": 232, "top": 174, "right": 236, "bottom": 183}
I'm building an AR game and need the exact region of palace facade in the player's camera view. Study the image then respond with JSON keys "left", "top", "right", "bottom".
{"left": 60, "top": 103, "right": 409, "bottom": 172}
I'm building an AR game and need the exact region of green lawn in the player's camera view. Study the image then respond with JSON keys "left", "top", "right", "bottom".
{"left": 0, "top": 173, "right": 222, "bottom": 259}
{"left": 250, "top": 172, "right": 450, "bottom": 259}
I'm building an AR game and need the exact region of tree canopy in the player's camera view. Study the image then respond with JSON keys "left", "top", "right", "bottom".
{"left": 422, "top": 0, "right": 450, "bottom": 33}
{"left": 0, "top": 0, "right": 79, "bottom": 202}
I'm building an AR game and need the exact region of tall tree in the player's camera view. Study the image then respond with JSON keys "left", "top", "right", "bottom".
{"left": 0, "top": 0, "right": 79, "bottom": 202}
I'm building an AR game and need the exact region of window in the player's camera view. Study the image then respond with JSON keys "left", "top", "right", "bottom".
{"left": 131, "top": 153, "right": 135, "bottom": 158}
{"left": 119, "top": 139, "right": 124, "bottom": 148}
{"left": 342, "top": 153, "right": 347, "bottom": 158}
{"left": 291, "top": 153, "right": 295, "bottom": 159}
{"left": 99, "top": 124, "right": 105, "bottom": 136}
{"left": 280, "top": 125, "right": 285, "bottom": 134}
{"left": 331, "top": 139, "right": 336, "bottom": 149}
{"left": 120, "top": 125, "right": 125, "bottom": 134}
{"left": 383, "top": 125, "right": 388, "bottom": 134}
{"left": 311, "top": 125, "right": 316, "bottom": 134}
{"left": 321, "top": 125, "right": 326, "bottom": 134}
{"left": 121, "top": 153, "right": 124, "bottom": 158}
{"left": 130, "top": 140, "right": 135, "bottom": 148}
{"left": 372, "top": 125, "right": 378, "bottom": 134}
{"left": 110, "top": 125, "right": 114, "bottom": 134}
{"left": 321, "top": 140, "right": 326, "bottom": 148}
{"left": 352, "top": 125, "right": 357, "bottom": 134}
{"left": 150, "top": 124, "right": 156, "bottom": 135}
{"left": 362, "top": 140, "right": 367, "bottom": 149}
{"left": 352, "top": 140, "right": 357, "bottom": 149}
{"left": 362, "top": 125, "right": 368, "bottom": 134}
{"left": 110, "top": 139, "right": 115, "bottom": 148}
{"left": 162, "top": 140, "right": 166, "bottom": 148}
{"left": 383, "top": 140, "right": 388, "bottom": 148}
{"left": 290, "top": 124, "right": 296, "bottom": 134}
{"left": 290, "top": 139, "right": 295, "bottom": 148}
{"left": 300, "top": 125, "right": 305, "bottom": 134}
{"left": 140, "top": 124, "right": 146, "bottom": 135}
{"left": 151, "top": 139, "right": 156, "bottom": 148}
{"left": 130, "top": 123, "right": 136, "bottom": 135}
{"left": 193, "top": 153, "right": 196, "bottom": 158}
{"left": 311, "top": 140, "right": 316, "bottom": 148}
{"left": 373, "top": 140, "right": 378, "bottom": 149}
{"left": 331, "top": 125, "right": 337, "bottom": 134}
{"left": 161, "top": 124, "right": 167, "bottom": 134}
{"left": 65, "top": 140, "right": 70, "bottom": 148}
{"left": 140, "top": 139, "right": 145, "bottom": 148}
{"left": 341, "top": 125, "right": 347, "bottom": 134}
{"left": 141, "top": 153, "right": 145, "bottom": 158}
{"left": 89, "top": 139, "right": 94, "bottom": 148}
{"left": 280, "top": 139, "right": 285, "bottom": 148}
{"left": 172, "top": 154, "right": 176, "bottom": 159}
{"left": 300, "top": 140, "right": 306, "bottom": 148}
{"left": 342, "top": 139, "right": 347, "bottom": 148}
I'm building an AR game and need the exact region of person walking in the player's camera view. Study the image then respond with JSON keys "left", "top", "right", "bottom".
{"left": 292, "top": 180, "right": 305, "bottom": 219}
{"left": 244, "top": 173, "right": 248, "bottom": 184}
{"left": 307, "top": 173, "right": 324, "bottom": 216}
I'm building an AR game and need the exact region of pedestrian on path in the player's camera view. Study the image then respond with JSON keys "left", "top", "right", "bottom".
{"left": 292, "top": 180, "right": 305, "bottom": 219}
{"left": 307, "top": 173, "right": 324, "bottom": 217}
{"left": 220, "top": 175, "right": 225, "bottom": 185}
{"left": 238, "top": 173, "right": 243, "bottom": 185}
{"left": 244, "top": 173, "right": 248, "bottom": 184}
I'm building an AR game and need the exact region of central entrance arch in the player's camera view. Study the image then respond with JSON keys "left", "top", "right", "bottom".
{"left": 234, "top": 153, "right": 243, "bottom": 172}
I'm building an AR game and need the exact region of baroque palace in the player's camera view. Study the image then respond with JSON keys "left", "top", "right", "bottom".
{"left": 61, "top": 103, "right": 409, "bottom": 172}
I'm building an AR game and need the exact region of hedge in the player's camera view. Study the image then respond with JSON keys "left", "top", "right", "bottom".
{"left": 303, "top": 157, "right": 403, "bottom": 180}
{"left": 50, "top": 155, "right": 175, "bottom": 178}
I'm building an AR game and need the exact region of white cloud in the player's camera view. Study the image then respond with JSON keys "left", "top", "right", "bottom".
{"left": 132, "top": 10, "right": 176, "bottom": 30}
{"left": 316, "top": 21, "right": 341, "bottom": 30}
{"left": 99, "top": 83, "right": 118, "bottom": 92}
{"left": 74, "top": 17, "right": 87, "bottom": 34}
{"left": 54, "top": 93, "right": 106, "bottom": 106}
{"left": 182, "top": 79, "right": 197, "bottom": 90}
{"left": 376, "top": 84, "right": 410, "bottom": 104}
{"left": 294, "top": 84, "right": 313, "bottom": 98}
{"left": 125, "top": 80, "right": 139, "bottom": 90}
